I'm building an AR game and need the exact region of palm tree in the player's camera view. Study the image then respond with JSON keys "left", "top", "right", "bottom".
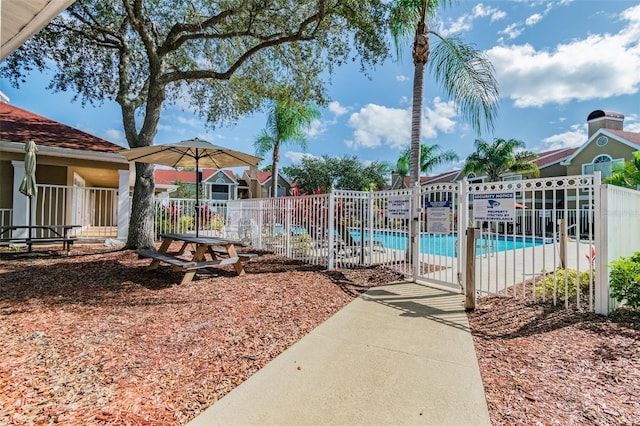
{"left": 604, "top": 152, "right": 640, "bottom": 189}
{"left": 255, "top": 97, "right": 320, "bottom": 197}
{"left": 396, "top": 143, "right": 459, "bottom": 184}
{"left": 390, "top": 0, "right": 500, "bottom": 186}
{"left": 462, "top": 138, "right": 539, "bottom": 182}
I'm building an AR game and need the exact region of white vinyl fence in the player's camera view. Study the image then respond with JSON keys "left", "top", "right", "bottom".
{"left": 597, "top": 184, "right": 640, "bottom": 313}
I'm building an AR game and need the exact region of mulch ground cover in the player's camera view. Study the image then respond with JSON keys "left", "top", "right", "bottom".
{"left": 0, "top": 244, "right": 402, "bottom": 425}
{"left": 468, "top": 296, "right": 640, "bottom": 425}
{"left": 1, "top": 244, "right": 639, "bottom": 425}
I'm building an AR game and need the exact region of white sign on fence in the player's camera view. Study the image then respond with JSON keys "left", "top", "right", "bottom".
{"left": 426, "top": 201, "right": 451, "bottom": 234}
{"left": 387, "top": 196, "right": 411, "bottom": 219}
{"left": 473, "top": 193, "right": 515, "bottom": 222}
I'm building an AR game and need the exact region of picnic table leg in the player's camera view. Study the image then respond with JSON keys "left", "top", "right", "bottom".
{"left": 225, "top": 244, "right": 245, "bottom": 276}
{"left": 176, "top": 241, "right": 190, "bottom": 255}
{"left": 179, "top": 244, "right": 210, "bottom": 284}
{"left": 180, "top": 270, "right": 197, "bottom": 285}
{"left": 148, "top": 237, "right": 174, "bottom": 270}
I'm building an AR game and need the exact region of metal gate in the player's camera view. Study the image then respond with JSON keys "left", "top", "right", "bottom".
{"left": 414, "top": 183, "right": 465, "bottom": 292}
{"left": 463, "top": 175, "right": 599, "bottom": 311}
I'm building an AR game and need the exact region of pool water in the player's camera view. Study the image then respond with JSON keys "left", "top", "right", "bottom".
{"left": 349, "top": 229, "right": 547, "bottom": 257}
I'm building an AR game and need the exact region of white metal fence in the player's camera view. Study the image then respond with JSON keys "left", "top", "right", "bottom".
{"left": 4, "top": 184, "right": 120, "bottom": 239}
{"left": 460, "top": 175, "right": 600, "bottom": 311}
{"left": 6, "top": 176, "right": 637, "bottom": 314}
{"left": 153, "top": 198, "right": 228, "bottom": 238}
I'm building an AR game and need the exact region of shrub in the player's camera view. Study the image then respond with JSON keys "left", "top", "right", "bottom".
{"left": 536, "top": 268, "right": 593, "bottom": 301}
{"left": 609, "top": 251, "right": 640, "bottom": 310}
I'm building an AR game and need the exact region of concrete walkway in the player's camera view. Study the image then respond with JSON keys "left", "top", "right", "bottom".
{"left": 189, "top": 282, "right": 489, "bottom": 426}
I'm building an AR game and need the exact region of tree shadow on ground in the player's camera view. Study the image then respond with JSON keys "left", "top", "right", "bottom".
{"left": 469, "top": 296, "right": 640, "bottom": 341}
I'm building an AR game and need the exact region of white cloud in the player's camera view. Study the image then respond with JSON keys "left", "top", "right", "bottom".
{"left": 538, "top": 124, "right": 587, "bottom": 151}
{"left": 487, "top": 5, "right": 640, "bottom": 108}
{"left": 328, "top": 101, "right": 348, "bottom": 117}
{"left": 396, "top": 74, "right": 410, "bottom": 82}
{"left": 346, "top": 99, "right": 458, "bottom": 150}
{"left": 176, "top": 116, "right": 201, "bottom": 127}
{"left": 103, "top": 129, "right": 127, "bottom": 146}
{"left": 625, "top": 113, "right": 640, "bottom": 132}
{"left": 305, "top": 118, "right": 326, "bottom": 138}
{"left": 499, "top": 23, "right": 524, "bottom": 39}
{"left": 525, "top": 13, "right": 543, "bottom": 26}
{"left": 422, "top": 98, "right": 458, "bottom": 138}
{"left": 472, "top": 4, "right": 507, "bottom": 22}
{"left": 348, "top": 104, "right": 411, "bottom": 149}
{"left": 285, "top": 151, "right": 317, "bottom": 164}
{"left": 437, "top": 3, "right": 505, "bottom": 37}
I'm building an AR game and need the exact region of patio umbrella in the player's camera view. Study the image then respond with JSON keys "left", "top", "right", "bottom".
{"left": 18, "top": 140, "right": 38, "bottom": 251}
{"left": 120, "top": 138, "right": 262, "bottom": 236}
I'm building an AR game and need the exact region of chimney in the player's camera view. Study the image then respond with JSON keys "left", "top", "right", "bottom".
{"left": 587, "top": 110, "right": 624, "bottom": 138}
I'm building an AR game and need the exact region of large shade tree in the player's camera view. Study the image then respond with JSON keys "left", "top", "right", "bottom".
{"left": 254, "top": 94, "right": 320, "bottom": 198}
{"left": 396, "top": 143, "right": 459, "bottom": 183}
{"left": 389, "top": 0, "right": 500, "bottom": 186}
{"left": 462, "top": 138, "right": 539, "bottom": 182}
{"left": 1, "top": 0, "right": 390, "bottom": 248}
{"left": 283, "top": 155, "right": 390, "bottom": 194}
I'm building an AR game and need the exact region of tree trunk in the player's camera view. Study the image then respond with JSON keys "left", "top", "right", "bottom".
{"left": 272, "top": 143, "right": 280, "bottom": 198}
{"left": 410, "top": 62, "right": 425, "bottom": 186}
{"left": 126, "top": 162, "right": 156, "bottom": 249}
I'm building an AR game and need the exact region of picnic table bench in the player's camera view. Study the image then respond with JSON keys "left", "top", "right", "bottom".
{"left": 137, "top": 233, "right": 258, "bottom": 284}
{"left": 0, "top": 225, "right": 79, "bottom": 254}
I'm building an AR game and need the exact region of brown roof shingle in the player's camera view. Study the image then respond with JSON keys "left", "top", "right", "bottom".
{"left": 0, "top": 102, "right": 122, "bottom": 153}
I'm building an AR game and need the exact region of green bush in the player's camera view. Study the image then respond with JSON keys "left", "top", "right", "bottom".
{"left": 291, "top": 233, "right": 311, "bottom": 255}
{"left": 609, "top": 251, "right": 640, "bottom": 310}
{"left": 536, "top": 268, "right": 593, "bottom": 301}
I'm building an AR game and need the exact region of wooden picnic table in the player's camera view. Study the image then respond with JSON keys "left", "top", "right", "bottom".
{"left": 137, "top": 233, "right": 257, "bottom": 284}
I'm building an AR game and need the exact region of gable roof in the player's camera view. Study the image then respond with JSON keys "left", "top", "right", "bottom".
{"left": 421, "top": 169, "right": 461, "bottom": 185}
{"left": 0, "top": 102, "right": 123, "bottom": 153}
{"left": 535, "top": 147, "right": 578, "bottom": 168}
{"left": 242, "top": 169, "right": 291, "bottom": 186}
{"left": 418, "top": 147, "right": 577, "bottom": 184}
{"left": 562, "top": 128, "right": 640, "bottom": 165}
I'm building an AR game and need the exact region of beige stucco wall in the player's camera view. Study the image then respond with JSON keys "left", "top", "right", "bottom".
{"left": 0, "top": 160, "right": 13, "bottom": 209}
{"left": 539, "top": 163, "right": 567, "bottom": 179}
{"left": 566, "top": 137, "right": 637, "bottom": 176}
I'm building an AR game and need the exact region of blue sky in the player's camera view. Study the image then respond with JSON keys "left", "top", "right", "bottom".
{"left": 2, "top": 0, "right": 639, "bottom": 176}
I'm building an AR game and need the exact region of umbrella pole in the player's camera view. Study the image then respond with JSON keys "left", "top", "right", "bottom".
{"left": 195, "top": 154, "right": 199, "bottom": 237}
{"left": 28, "top": 195, "right": 33, "bottom": 253}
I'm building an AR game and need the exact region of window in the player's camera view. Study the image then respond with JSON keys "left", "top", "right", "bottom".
{"left": 582, "top": 154, "right": 623, "bottom": 179}
{"left": 465, "top": 172, "right": 484, "bottom": 184}
{"left": 596, "top": 136, "right": 608, "bottom": 147}
{"left": 209, "top": 184, "right": 230, "bottom": 200}
{"left": 503, "top": 174, "right": 522, "bottom": 181}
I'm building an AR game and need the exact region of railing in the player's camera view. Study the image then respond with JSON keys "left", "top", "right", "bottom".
{"left": 463, "top": 175, "right": 600, "bottom": 311}
{"left": 0, "top": 209, "right": 11, "bottom": 228}
{"left": 36, "top": 184, "right": 119, "bottom": 239}
{"left": 153, "top": 198, "right": 228, "bottom": 237}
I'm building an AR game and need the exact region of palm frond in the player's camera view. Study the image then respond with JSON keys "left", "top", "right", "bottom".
{"left": 427, "top": 34, "right": 499, "bottom": 134}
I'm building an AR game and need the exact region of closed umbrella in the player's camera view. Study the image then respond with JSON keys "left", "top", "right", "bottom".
{"left": 19, "top": 140, "right": 38, "bottom": 251}
{"left": 120, "top": 138, "right": 262, "bottom": 236}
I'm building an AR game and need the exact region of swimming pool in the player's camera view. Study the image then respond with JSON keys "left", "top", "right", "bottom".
{"left": 349, "top": 229, "right": 549, "bottom": 257}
